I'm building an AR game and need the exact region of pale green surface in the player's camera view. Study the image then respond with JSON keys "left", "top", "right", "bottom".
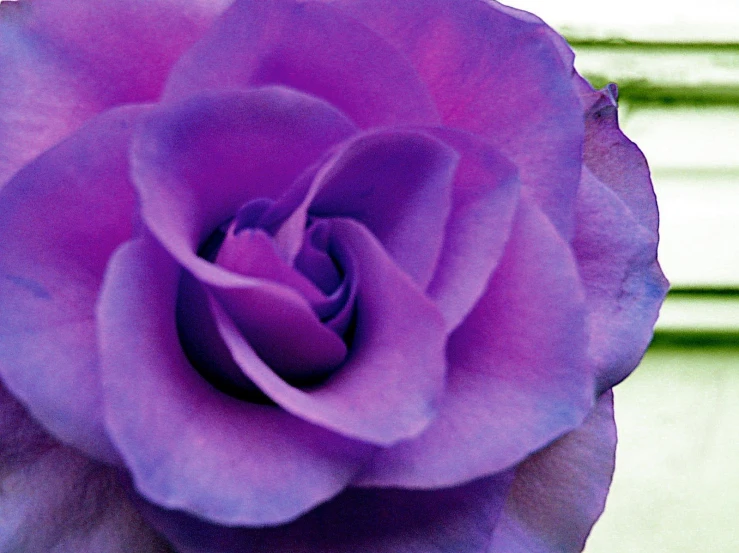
{"left": 572, "top": 47, "right": 739, "bottom": 91}
{"left": 657, "top": 296, "right": 739, "bottom": 332}
{"left": 649, "top": 172, "right": 739, "bottom": 288}
{"left": 584, "top": 346, "right": 739, "bottom": 553}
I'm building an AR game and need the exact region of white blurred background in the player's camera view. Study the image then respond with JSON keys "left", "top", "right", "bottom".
{"left": 504, "top": 1, "right": 739, "bottom": 551}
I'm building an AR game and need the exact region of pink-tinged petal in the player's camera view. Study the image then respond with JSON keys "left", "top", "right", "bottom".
{"left": 162, "top": 0, "right": 439, "bottom": 128}
{"left": 330, "top": 0, "right": 583, "bottom": 237}
{"left": 24, "top": 0, "right": 231, "bottom": 104}
{"left": 0, "top": 7, "right": 98, "bottom": 188}
{"left": 132, "top": 87, "right": 357, "bottom": 271}
{"left": 0, "top": 0, "right": 229, "bottom": 187}
{"left": 216, "top": 227, "right": 327, "bottom": 307}
{"left": 356, "top": 198, "right": 592, "bottom": 488}
{"left": 137, "top": 470, "right": 515, "bottom": 553}
{"left": 310, "top": 130, "right": 458, "bottom": 288}
{"left": 489, "top": 391, "right": 616, "bottom": 553}
{"left": 0, "top": 105, "right": 150, "bottom": 464}
{"left": 574, "top": 169, "right": 668, "bottom": 393}
{"left": 0, "top": 385, "right": 168, "bottom": 553}
{"left": 97, "top": 236, "right": 374, "bottom": 526}
{"left": 212, "top": 279, "right": 348, "bottom": 381}
{"left": 214, "top": 218, "right": 447, "bottom": 445}
{"left": 213, "top": 226, "right": 349, "bottom": 379}
{"left": 579, "top": 81, "right": 659, "bottom": 236}
{"left": 424, "top": 127, "right": 520, "bottom": 330}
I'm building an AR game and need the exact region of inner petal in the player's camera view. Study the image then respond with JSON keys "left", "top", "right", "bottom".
{"left": 295, "top": 220, "right": 342, "bottom": 295}
{"left": 182, "top": 202, "right": 358, "bottom": 390}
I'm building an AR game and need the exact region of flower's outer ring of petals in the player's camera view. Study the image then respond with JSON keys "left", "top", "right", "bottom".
{"left": 355, "top": 198, "right": 592, "bottom": 488}
{"left": 131, "top": 86, "right": 357, "bottom": 273}
{"left": 97, "top": 235, "right": 375, "bottom": 527}
{"left": 309, "top": 129, "right": 458, "bottom": 288}
{"left": 24, "top": 0, "right": 232, "bottom": 105}
{"left": 162, "top": 0, "right": 440, "bottom": 129}
{"left": 0, "top": 5, "right": 99, "bottom": 188}
{"left": 0, "top": 0, "right": 229, "bottom": 187}
{"left": 491, "top": 1, "right": 577, "bottom": 72}
{"left": 423, "top": 127, "right": 521, "bottom": 331}
{"left": 574, "top": 168, "right": 668, "bottom": 393}
{"left": 0, "top": 385, "right": 170, "bottom": 552}
{"left": 330, "top": 0, "right": 583, "bottom": 238}
{"left": 134, "top": 469, "right": 515, "bottom": 553}
{"left": 488, "top": 390, "right": 616, "bottom": 553}
{"left": 578, "top": 79, "right": 659, "bottom": 236}
{"left": 0, "top": 104, "right": 151, "bottom": 464}
{"left": 213, "top": 218, "right": 448, "bottom": 446}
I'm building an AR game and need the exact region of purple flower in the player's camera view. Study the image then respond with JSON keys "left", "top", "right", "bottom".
{"left": 0, "top": 0, "right": 667, "bottom": 551}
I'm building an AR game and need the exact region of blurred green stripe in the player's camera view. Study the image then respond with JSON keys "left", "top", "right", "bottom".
{"left": 583, "top": 80, "right": 739, "bottom": 106}
{"left": 650, "top": 330, "right": 739, "bottom": 348}
{"left": 567, "top": 38, "right": 739, "bottom": 51}
{"left": 668, "top": 288, "right": 739, "bottom": 297}
{"left": 569, "top": 39, "right": 739, "bottom": 105}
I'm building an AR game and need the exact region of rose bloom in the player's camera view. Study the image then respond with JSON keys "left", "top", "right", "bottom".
{"left": 0, "top": 0, "right": 667, "bottom": 551}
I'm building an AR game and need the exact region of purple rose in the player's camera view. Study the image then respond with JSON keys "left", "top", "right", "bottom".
{"left": 0, "top": 0, "right": 667, "bottom": 551}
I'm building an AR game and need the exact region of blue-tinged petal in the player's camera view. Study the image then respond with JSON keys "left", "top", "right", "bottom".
{"left": 309, "top": 129, "right": 458, "bottom": 288}
{"left": 0, "top": 0, "right": 229, "bottom": 187}
{"left": 574, "top": 168, "right": 668, "bottom": 393}
{"left": 328, "top": 0, "right": 583, "bottom": 237}
{"left": 423, "top": 127, "right": 520, "bottom": 330}
{"left": 0, "top": 384, "right": 168, "bottom": 553}
{"left": 489, "top": 391, "right": 616, "bottom": 553}
{"left": 356, "top": 198, "right": 593, "bottom": 488}
{"left": 97, "top": 235, "right": 374, "bottom": 526}
{"left": 136, "top": 470, "right": 515, "bottom": 553}
{"left": 131, "top": 87, "right": 357, "bottom": 276}
{"left": 163, "top": 0, "right": 439, "bottom": 128}
{"left": 0, "top": 105, "right": 150, "bottom": 464}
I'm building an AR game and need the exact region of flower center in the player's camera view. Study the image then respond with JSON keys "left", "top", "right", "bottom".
{"left": 177, "top": 197, "right": 357, "bottom": 401}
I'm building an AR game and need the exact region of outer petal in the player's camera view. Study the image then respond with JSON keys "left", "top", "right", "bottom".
{"left": 213, "top": 219, "right": 448, "bottom": 446}
{"left": 329, "top": 0, "right": 583, "bottom": 237}
{"left": 162, "top": 0, "right": 440, "bottom": 128}
{"left": 0, "top": 105, "right": 150, "bottom": 463}
{"left": 0, "top": 385, "right": 168, "bottom": 553}
{"left": 578, "top": 81, "right": 659, "bottom": 235}
{"left": 356, "top": 198, "right": 593, "bottom": 488}
{"left": 0, "top": 0, "right": 230, "bottom": 186}
{"left": 131, "top": 87, "right": 357, "bottom": 273}
{"left": 573, "top": 168, "right": 668, "bottom": 393}
{"left": 424, "top": 128, "right": 520, "bottom": 330}
{"left": 489, "top": 391, "right": 616, "bottom": 553}
{"left": 136, "top": 470, "right": 515, "bottom": 553}
{"left": 97, "top": 236, "right": 374, "bottom": 526}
